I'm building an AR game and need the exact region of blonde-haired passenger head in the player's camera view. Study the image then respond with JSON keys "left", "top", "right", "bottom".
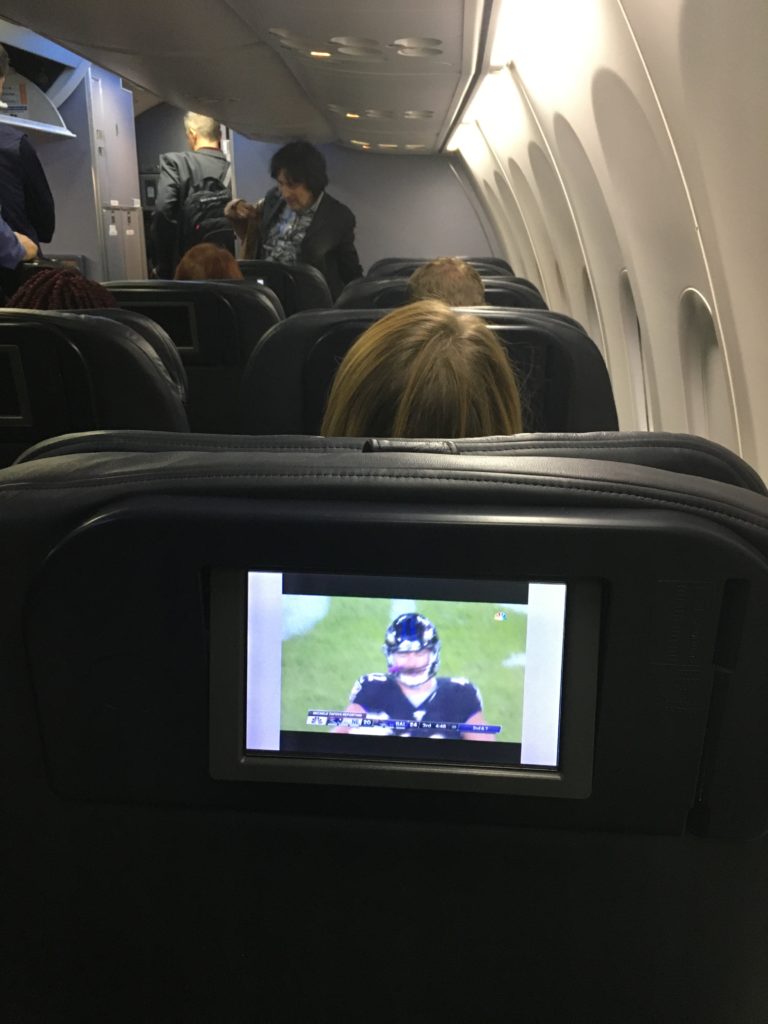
{"left": 321, "top": 299, "right": 523, "bottom": 438}
{"left": 407, "top": 257, "right": 485, "bottom": 307}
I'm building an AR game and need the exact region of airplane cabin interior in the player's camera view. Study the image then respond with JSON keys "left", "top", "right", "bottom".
{"left": 0, "top": 2, "right": 766, "bottom": 1021}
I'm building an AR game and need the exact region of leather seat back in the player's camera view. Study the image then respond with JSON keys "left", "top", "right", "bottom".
{"left": 17, "top": 428, "right": 765, "bottom": 497}
{"left": 335, "top": 275, "right": 546, "bottom": 310}
{"left": 0, "top": 309, "right": 189, "bottom": 465}
{"left": 237, "top": 259, "right": 333, "bottom": 314}
{"left": 105, "top": 279, "right": 283, "bottom": 432}
{"left": 3, "top": 442, "right": 768, "bottom": 1022}
{"left": 239, "top": 307, "right": 616, "bottom": 435}
{"left": 76, "top": 306, "right": 189, "bottom": 406}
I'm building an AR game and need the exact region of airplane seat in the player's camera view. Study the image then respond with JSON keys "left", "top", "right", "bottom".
{"left": 484, "top": 276, "right": 547, "bottom": 307}
{"left": 363, "top": 432, "right": 768, "bottom": 493}
{"left": 198, "top": 225, "right": 236, "bottom": 252}
{"left": 15, "top": 430, "right": 369, "bottom": 462}
{"left": 71, "top": 306, "right": 189, "bottom": 406}
{"left": 2, "top": 445, "right": 768, "bottom": 1022}
{"left": 237, "top": 259, "right": 333, "bottom": 314}
{"left": 239, "top": 307, "right": 617, "bottom": 435}
{"left": 366, "top": 255, "right": 515, "bottom": 278}
{"left": 15, "top": 429, "right": 765, "bottom": 496}
{"left": 104, "top": 279, "right": 284, "bottom": 433}
{"left": 0, "top": 309, "right": 189, "bottom": 465}
{"left": 335, "top": 275, "right": 547, "bottom": 310}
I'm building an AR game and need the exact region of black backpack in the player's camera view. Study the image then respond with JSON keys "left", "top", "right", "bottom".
{"left": 178, "top": 164, "right": 234, "bottom": 253}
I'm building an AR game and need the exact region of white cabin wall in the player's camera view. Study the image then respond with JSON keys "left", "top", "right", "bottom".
{"left": 454, "top": 75, "right": 608, "bottom": 354}
{"left": 618, "top": 0, "right": 768, "bottom": 476}
{"left": 453, "top": 0, "right": 767, "bottom": 468}
{"left": 230, "top": 136, "right": 494, "bottom": 272}
{"left": 447, "top": 122, "right": 545, "bottom": 294}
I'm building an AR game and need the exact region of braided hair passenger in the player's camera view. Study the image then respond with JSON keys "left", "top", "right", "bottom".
{"left": 7, "top": 267, "right": 118, "bottom": 309}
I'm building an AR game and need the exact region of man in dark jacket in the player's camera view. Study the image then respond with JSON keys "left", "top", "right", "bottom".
{"left": 257, "top": 141, "right": 362, "bottom": 300}
{"left": 0, "top": 45, "right": 55, "bottom": 248}
{"left": 151, "top": 112, "right": 231, "bottom": 278}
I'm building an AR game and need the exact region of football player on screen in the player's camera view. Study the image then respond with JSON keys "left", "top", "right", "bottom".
{"left": 334, "top": 612, "right": 495, "bottom": 741}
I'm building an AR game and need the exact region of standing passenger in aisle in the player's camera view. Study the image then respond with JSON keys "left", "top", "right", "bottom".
{"left": 151, "top": 112, "right": 231, "bottom": 278}
{"left": 255, "top": 141, "right": 362, "bottom": 300}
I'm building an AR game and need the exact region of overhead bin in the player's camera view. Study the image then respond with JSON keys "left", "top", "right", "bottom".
{"left": 0, "top": 24, "right": 86, "bottom": 137}
{"left": 0, "top": 69, "right": 75, "bottom": 138}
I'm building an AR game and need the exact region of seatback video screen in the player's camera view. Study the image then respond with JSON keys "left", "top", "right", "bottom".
{"left": 244, "top": 573, "right": 567, "bottom": 770}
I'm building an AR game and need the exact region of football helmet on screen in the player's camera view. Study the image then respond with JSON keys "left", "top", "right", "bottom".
{"left": 383, "top": 613, "right": 441, "bottom": 683}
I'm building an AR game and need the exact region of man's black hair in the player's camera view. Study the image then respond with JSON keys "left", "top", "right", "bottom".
{"left": 0, "top": 45, "right": 9, "bottom": 79}
{"left": 270, "top": 141, "right": 329, "bottom": 198}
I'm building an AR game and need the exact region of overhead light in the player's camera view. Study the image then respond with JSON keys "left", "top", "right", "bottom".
{"left": 405, "top": 144, "right": 426, "bottom": 150}
{"left": 310, "top": 50, "right": 332, "bottom": 58}
{"left": 378, "top": 143, "right": 398, "bottom": 149}
{"left": 345, "top": 112, "right": 360, "bottom": 119}
{"left": 349, "top": 139, "right": 370, "bottom": 146}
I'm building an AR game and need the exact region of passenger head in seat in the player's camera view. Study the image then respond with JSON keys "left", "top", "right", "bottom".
{"left": 321, "top": 299, "right": 522, "bottom": 438}
{"left": 7, "top": 267, "right": 118, "bottom": 309}
{"left": 407, "top": 257, "right": 485, "bottom": 307}
{"left": 174, "top": 243, "right": 244, "bottom": 281}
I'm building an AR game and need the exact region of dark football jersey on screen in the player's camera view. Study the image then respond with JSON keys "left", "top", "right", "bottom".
{"left": 349, "top": 673, "right": 482, "bottom": 737}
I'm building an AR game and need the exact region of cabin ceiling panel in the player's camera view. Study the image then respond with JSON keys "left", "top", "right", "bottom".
{"left": 295, "top": 68, "right": 462, "bottom": 118}
{"left": 242, "top": 0, "right": 485, "bottom": 152}
{"left": 0, "top": 0, "right": 258, "bottom": 53}
{"left": 229, "top": 0, "right": 467, "bottom": 63}
{"left": 133, "top": 45, "right": 333, "bottom": 139}
{"left": 0, "top": 0, "right": 488, "bottom": 151}
{"left": 0, "top": 0, "right": 332, "bottom": 138}
{"left": 316, "top": 71, "right": 459, "bottom": 152}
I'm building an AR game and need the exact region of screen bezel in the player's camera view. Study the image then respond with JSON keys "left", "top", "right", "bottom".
{"left": 210, "top": 569, "right": 600, "bottom": 798}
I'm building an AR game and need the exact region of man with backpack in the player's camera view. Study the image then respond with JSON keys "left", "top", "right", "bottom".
{"left": 151, "top": 112, "right": 233, "bottom": 278}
